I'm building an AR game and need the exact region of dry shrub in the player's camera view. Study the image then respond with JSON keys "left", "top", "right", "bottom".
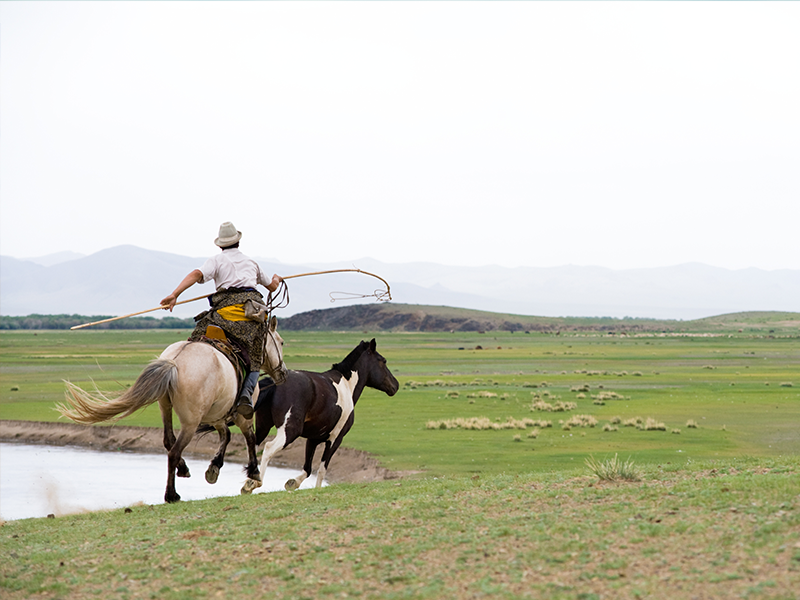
{"left": 531, "top": 400, "right": 576, "bottom": 413}
{"left": 426, "top": 417, "right": 552, "bottom": 431}
{"left": 592, "top": 391, "right": 627, "bottom": 402}
{"left": 563, "top": 414, "right": 598, "bottom": 428}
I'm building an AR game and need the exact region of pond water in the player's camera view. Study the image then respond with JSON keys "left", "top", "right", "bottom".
{"left": 0, "top": 443, "right": 321, "bottom": 521}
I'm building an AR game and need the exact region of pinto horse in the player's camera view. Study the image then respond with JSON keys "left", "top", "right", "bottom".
{"left": 58, "top": 316, "right": 287, "bottom": 503}
{"left": 241, "top": 338, "right": 399, "bottom": 494}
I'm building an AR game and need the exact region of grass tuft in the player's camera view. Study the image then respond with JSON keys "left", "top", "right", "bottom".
{"left": 585, "top": 453, "right": 641, "bottom": 482}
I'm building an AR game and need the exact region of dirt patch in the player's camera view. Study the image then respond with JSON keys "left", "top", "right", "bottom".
{"left": 0, "top": 420, "right": 401, "bottom": 485}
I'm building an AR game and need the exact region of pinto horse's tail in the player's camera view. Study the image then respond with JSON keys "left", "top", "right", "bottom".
{"left": 58, "top": 359, "right": 178, "bottom": 425}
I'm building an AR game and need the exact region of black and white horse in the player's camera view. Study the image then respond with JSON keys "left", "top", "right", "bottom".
{"left": 241, "top": 338, "right": 399, "bottom": 493}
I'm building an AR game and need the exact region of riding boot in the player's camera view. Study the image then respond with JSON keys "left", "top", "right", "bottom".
{"left": 236, "top": 371, "right": 260, "bottom": 418}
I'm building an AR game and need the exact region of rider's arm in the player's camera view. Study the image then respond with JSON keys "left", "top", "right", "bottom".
{"left": 257, "top": 264, "right": 282, "bottom": 293}
{"left": 161, "top": 269, "right": 204, "bottom": 311}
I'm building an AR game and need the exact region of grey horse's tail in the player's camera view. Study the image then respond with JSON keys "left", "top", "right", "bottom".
{"left": 58, "top": 359, "right": 178, "bottom": 425}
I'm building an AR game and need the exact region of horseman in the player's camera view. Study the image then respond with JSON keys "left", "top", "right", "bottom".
{"left": 160, "top": 221, "right": 282, "bottom": 418}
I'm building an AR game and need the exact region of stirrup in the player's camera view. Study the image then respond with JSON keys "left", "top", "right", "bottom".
{"left": 236, "top": 397, "right": 254, "bottom": 418}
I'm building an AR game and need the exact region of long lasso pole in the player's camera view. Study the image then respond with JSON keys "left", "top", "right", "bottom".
{"left": 69, "top": 268, "right": 391, "bottom": 330}
{"left": 69, "top": 294, "right": 212, "bottom": 330}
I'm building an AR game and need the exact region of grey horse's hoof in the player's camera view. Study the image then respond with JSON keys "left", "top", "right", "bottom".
{"left": 241, "top": 478, "right": 261, "bottom": 495}
{"left": 205, "top": 465, "right": 220, "bottom": 484}
{"left": 285, "top": 479, "right": 300, "bottom": 491}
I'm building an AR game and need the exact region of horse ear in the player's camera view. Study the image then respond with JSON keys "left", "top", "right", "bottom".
{"left": 369, "top": 338, "right": 377, "bottom": 352}
{"left": 269, "top": 315, "right": 278, "bottom": 331}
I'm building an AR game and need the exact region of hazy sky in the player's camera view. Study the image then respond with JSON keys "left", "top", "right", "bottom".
{"left": 2, "top": 2, "right": 798, "bottom": 270}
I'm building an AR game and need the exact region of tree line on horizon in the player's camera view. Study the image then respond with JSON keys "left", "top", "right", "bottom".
{"left": 0, "top": 314, "right": 196, "bottom": 330}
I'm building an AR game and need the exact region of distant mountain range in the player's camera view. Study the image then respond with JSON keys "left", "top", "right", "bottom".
{"left": 1, "top": 246, "right": 798, "bottom": 320}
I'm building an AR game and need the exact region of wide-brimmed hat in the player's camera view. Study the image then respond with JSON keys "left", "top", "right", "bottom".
{"left": 215, "top": 221, "right": 242, "bottom": 247}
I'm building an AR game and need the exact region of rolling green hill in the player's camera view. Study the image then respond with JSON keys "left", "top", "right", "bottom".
{"left": 2, "top": 305, "right": 798, "bottom": 335}
{"left": 281, "top": 303, "right": 800, "bottom": 335}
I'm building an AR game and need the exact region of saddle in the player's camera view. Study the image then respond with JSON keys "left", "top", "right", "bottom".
{"left": 199, "top": 325, "right": 248, "bottom": 392}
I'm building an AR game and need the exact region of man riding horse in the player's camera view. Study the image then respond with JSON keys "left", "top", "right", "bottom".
{"left": 160, "top": 221, "right": 282, "bottom": 418}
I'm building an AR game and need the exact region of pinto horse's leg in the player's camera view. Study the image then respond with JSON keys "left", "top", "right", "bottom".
{"left": 315, "top": 441, "right": 336, "bottom": 489}
{"left": 159, "top": 399, "right": 190, "bottom": 479}
{"left": 205, "top": 424, "right": 231, "bottom": 485}
{"left": 242, "top": 423, "right": 287, "bottom": 494}
{"left": 285, "top": 439, "right": 319, "bottom": 491}
{"left": 314, "top": 441, "right": 338, "bottom": 489}
{"left": 242, "top": 409, "right": 301, "bottom": 494}
{"left": 316, "top": 420, "right": 353, "bottom": 489}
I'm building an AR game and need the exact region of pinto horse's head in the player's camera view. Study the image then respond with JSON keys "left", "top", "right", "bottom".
{"left": 263, "top": 316, "right": 288, "bottom": 385}
{"left": 363, "top": 338, "right": 399, "bottom": 396}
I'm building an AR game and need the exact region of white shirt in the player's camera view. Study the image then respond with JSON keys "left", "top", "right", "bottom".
{"left": 199, "top": 248, "right": 270, "bottom": 291}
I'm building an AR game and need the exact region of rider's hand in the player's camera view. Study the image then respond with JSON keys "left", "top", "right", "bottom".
{"left": 266, "top": 274, "right": 283, "bottom": 293}
{"left": 161, "top": 294, "right": 178, "bottom": 311}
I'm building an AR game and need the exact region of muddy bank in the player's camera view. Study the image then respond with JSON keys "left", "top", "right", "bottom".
{"left": 0, "top": 420, "right": 400, "bottom": 485}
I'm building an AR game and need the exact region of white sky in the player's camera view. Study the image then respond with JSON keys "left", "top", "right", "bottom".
{"left": 1, "top": 1, "right": 798, "bottom": 270}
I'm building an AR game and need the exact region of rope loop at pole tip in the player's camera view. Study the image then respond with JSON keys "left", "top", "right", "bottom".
{"left": 281, "top": 268, "right": 392, "bottom": 304}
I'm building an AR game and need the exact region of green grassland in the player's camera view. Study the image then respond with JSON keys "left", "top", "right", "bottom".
{"left": 2, "top": 459, "right": 799, "bottom": 599}
{"left": 1, "top": 321, "right": 798, "bottom": 475}
{"left": 2, "top": 319, "right": 799, "bottom": 599}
